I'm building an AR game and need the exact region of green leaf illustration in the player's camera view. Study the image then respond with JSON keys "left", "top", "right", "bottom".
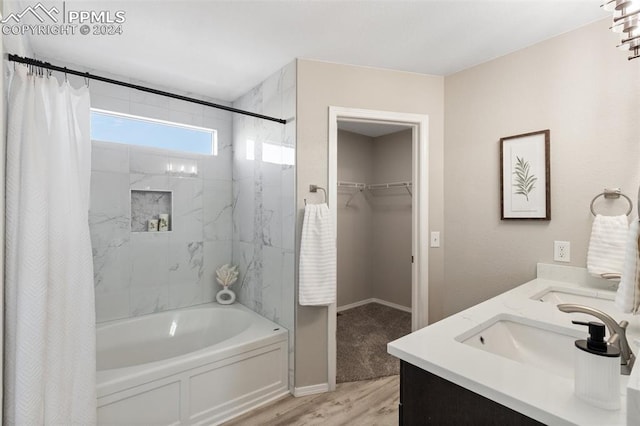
{"left": 512, "top": 156, "right": 537, "bottom": 201}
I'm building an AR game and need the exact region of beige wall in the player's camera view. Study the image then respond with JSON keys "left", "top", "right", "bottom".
{"left": 337, "top": 130, "right": 374, "bottom": 306}
{"left": 296, "top": 59, "right": 445, "bottom": 387}
{"left": 371, "top": 129, "right": 412, "bottom": 308}
{"left": 443, "top": 18, "right": 640, "bottom": 318}
{"left": 336, "top": 129, "right": 413, "bottom": 309}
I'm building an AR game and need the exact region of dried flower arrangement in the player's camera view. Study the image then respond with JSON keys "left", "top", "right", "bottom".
{"left": 216, "top": 264, "right": 239, "bottom": 288}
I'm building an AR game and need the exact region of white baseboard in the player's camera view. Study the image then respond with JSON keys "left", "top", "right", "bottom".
{"left": 337, "top": 298, "right": 374, "bottom": 312}
{"left": 337, "top": 298, "right": 411, "bottom": 313}
{"left": 293, "top": 383, "right": 329, "bottom": 397}
{"left": 373, "top": 298, "right": 412, "bottom": 313}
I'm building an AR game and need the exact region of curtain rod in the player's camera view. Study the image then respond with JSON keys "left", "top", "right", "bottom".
{"left": 7, "top": 54, "right": 287, "bottom": 125}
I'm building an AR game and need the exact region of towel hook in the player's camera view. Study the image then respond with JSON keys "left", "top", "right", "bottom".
{"left": 590, "top": 188, "right": 633, "bottom": 216}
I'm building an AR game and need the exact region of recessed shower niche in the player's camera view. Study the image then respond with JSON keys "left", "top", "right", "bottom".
{"left": 130, "top": 189, "right": 173, "bottom": 232}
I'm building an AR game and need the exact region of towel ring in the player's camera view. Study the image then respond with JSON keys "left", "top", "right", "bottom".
{"left": 304, "top": 184, "right": 327, "bottom": 206}
{"left": 590, "top": 188, "right": 632, "bottom": 216}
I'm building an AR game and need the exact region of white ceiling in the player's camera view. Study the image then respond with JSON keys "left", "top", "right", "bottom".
{"left": 14, "top": 0, "right": 609, "bottom": 102}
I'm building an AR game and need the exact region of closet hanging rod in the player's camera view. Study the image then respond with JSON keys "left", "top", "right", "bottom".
{"left": 367, "top": 181, "right": 412, "bottom": 190}
{"left": 7, "top": 54, "right": 287, "bottom": 125}
{"left": 338, "top": 181, "right": 412, "bottom": 190}
{"left": 338, "top": 181, "right": 367, "bottom": 189}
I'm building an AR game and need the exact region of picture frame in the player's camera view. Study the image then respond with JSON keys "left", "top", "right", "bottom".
{"left": 500, "top": 130, "right": 550, "bottom": 220}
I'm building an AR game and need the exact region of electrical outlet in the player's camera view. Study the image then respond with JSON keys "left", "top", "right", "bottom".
{"left": 554, "top": 241, "right": 571, "bottom": 262}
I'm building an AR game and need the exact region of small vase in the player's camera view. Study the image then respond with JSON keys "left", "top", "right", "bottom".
{"left": 216, "top": 287, "right": 236, "bottom": 305}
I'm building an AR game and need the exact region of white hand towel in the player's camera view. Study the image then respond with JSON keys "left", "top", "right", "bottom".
{"left": 587, "top": 214, "right": 629, "bottom": 277}
{"left": 299, "top": 203, "right": 336, "bottom": 306}
{"left": 615, "top": 220, "right": 640, "bottom": 313}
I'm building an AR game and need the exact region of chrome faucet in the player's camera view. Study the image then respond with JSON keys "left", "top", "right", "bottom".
{"left": 558, "top": 303, "right": 635, "bottom": 375}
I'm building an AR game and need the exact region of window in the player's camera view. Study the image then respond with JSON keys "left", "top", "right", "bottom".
{"left": 245, "top": 139, "right": 294, "bottom": 165}
{"left": 90, "top": 108, "right": 217, "bottom": 155}
{"left": 262, "top": 141, "right": 294, "bottom": 165}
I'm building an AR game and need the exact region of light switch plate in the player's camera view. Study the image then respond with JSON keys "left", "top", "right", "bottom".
{"left": 430, "top": 232, "right": 440, "bottom": 248}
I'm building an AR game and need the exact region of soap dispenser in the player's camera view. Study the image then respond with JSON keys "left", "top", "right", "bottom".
{"left": 572, "top": 320, "right": 621, "bottom": 410}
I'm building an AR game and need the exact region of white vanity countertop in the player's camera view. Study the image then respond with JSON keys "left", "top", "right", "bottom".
{"left": 388, "top": 264, "right": 640, "bottom": 426}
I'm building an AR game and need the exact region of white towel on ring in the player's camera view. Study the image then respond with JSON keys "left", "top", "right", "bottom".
{"left": 587, "top": 214, "right": 629, "bottom": 277}
{"left": 615, "top": 220, "right": 640, "bottom": 313}
{"left": 299, "top": 203, "right": 336, "bottom": 306}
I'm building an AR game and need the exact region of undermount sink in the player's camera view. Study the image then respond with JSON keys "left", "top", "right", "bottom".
{"left": 456, "top": 314, "right": 582, "bottom": 379}
{"left": 531, "top": 286, "right": 616, "bottom": 311}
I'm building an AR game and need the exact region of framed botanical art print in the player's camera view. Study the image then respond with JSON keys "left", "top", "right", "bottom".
{"left": 500, "top": 130, "right": 550, "bottom": 220}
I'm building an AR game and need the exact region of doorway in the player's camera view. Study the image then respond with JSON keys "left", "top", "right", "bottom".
{"left": 335, "top": 123, "right": 412, "bottom": 383}
{"left": 328, "top": 107, "right": 429, "bottom": 390}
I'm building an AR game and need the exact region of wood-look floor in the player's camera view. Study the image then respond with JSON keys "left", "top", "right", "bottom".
{"left": 222, "top": 375, "right": 399, "bottom": 426}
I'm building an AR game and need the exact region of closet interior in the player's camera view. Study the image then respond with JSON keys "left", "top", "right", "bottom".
{"left": 335, "top": 124, "right": 413, "bottom": 383}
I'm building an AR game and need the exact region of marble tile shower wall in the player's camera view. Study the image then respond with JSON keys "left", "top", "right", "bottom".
{"left": 231, "top": 61, "right": 296, "bottom": 335}
{"left": 232, "top": 60, "right": 296, "bottom": 390}
{"left": 88, "top": 78, "right": 234, "bottom": 323}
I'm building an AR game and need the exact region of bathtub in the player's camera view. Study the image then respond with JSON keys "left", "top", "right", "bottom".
{"left": 96, "top": 303, "right": 289, "bottom": 425}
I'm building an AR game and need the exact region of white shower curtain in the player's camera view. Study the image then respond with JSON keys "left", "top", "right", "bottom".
{"left": 5, "top": 66, "right": 96, "bottom": 424}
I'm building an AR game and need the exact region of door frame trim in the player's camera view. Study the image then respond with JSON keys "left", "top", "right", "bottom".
{"left": 327, "top": 106, "right": 429, "bottom": 390}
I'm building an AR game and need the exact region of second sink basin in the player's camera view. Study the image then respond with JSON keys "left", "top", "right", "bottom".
{"left": 456, "top": 314, "right": 582, "bottom": 379}
{"left": 530, "top": 286, "right": 616, "bottom": 312}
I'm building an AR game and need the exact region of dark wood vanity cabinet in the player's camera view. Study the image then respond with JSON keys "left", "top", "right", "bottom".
{"left": 399, "top": 360, "right": 545, "bottom": 425}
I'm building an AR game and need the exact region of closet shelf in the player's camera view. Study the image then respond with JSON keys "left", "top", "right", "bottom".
{"left": 338, "top": 181, "right": 366, "bottom": 206}
{"left": 338, "top": 180, "right": 412, "bottom": 190}
{"left": 367, "top": 181, "right": 412, "bottom": 190}
{"left": 368, "top": 181, "right": 412, "bottom": 197}
{"left": 338, "top": 181, "right": 367, "bottom": 190}
{"left": 337, "top": 180, "right": 413, "bottom": 206}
